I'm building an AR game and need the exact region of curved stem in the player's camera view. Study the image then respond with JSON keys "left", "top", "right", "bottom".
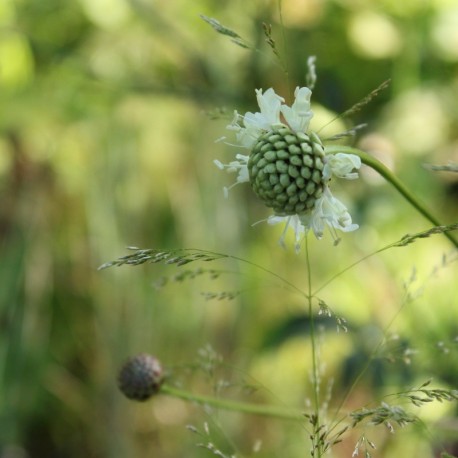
{"left": 325, "top": 145, "right": 458, "bottom": 249}
{"left": 160, "top": 384, "right": 305, "bottom": 421}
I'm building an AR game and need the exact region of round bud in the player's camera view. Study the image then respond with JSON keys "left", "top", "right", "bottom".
{"left": 248, "top": 125, "right": 326, "bottom": 215}
{"left": 118, "top": 354, "right": 164, "bottom": 401}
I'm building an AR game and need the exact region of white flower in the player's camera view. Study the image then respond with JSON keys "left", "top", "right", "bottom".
{"left": 215, "top": 80, "right": 361, "bottom": 248}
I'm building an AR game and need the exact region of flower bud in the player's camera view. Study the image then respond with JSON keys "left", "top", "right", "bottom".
{"left": 118, "top": 354, "right": 164, "bottom": 401}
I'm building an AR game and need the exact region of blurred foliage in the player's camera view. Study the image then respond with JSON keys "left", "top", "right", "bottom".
{"left": 1, "top": 0, "right": 457, "bottom": 457}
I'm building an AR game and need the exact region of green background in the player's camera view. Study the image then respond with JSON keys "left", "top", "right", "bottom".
{"left": 1, "top": 0, "right": 457, "bottom": 456}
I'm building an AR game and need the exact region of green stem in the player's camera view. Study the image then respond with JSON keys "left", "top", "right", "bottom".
{"left": 325, "top": 145, "right": 458, "bottom": 249}
{"left": 277, "top": 0, "right": 291, "bottom": 98}
{"left": 305, "top": 236, "right": 323, "bottom": 458}
{"left": 160, "top": 384, "right": 305, "bottom": 421}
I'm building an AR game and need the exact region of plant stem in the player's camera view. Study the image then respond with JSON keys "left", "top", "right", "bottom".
{"left": 160, "top": 384, "right": 305, "bottom": 421}
{"left": 305, "top": 236, "right": 323, "bottom": 458}
{"left": 325, "top": 145, "right": 458, "bottom": 249}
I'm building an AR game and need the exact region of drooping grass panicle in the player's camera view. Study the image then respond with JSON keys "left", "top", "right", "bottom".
{"left": 262, "top": 22, "right": 281, "bottom": 59}
{"left": 200, "top": 14, "right": 249, "bottom": 49}
{"left": 153, "top": 267, "right": 223, "bottom": 290}
{"left": 340, "top": 79, "right": 391, "bottom": 119}
{"left": 401, "top": 249, "right": 458, "bottom": 307}
{"left": 324, "top": 124, "right": 368, "bottom": 142}
{"left": 350, "top": 402, "right": 417, "bottom": 430}
{"left": 350, "top": 385, "right": 458, "bottom": 433}
{"left": 98, "top": 247, "right": 229, "bottom": 270}
{"left": 201, "top": 290, "right": 241, "bottom": 301}
{"left": 317, "top": 80, "right": 390, "bottom": 135}
{"left": 203, "top": 106, "right": 231, "bottom": 121}
{"left": 317, "top": 299, "right": 348, "bottom": 333}
{"left": 352, "top": 434, "right": 377, "bottom": 458}
{"left": 303, "top": 413, "right": 349, "bottom": 456}
{"left": 200, "top": 15, "right": 240, "bottom": 38}
{"left": 314, "top": 223, "right": 458, "bottom": 296}
{"left": 260, "top": 21, "right": 290, "bottom": 78}
{"left": 187, "top": 421, "right": 237, "bottom": 458}
{"left": 423, "top": 162, "right": 458, "bottom": 173}
{"left": 393, "top": 381, "right": 458, "bottom": 407}
{"left": 99, "top": 247, "right": 308, "bottom": 300}
{"left": 392, "top": 222, "right": 458, "bottom": 247}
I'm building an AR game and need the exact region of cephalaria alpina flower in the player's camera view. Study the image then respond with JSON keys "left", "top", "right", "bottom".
{"left": 215, "top": 84, "right": 361, "bottom": 250}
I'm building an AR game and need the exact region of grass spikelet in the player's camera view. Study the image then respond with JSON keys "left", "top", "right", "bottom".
{"left": 153, "top": 268, "right": 222, "bottom": 289}
{"left": 392, "top": 222, "right": 458, "bottom": 248}
{"left": 318, "top": 299, "right": 348, "bottom": 332}
{"left": 203, "top": 107, "right": 230, "bottom": 121}
{"left": 350, "top": 402, "right": 417, "bottom": 429}
{"left": 324, "top": 124, "right": 368, "bottom": 142}
{"left": 399, "top": 385, "right": 458, "bottom": 407}
{"left": 423, "top": 162, "right": 458, "bottom": 173}
{"left": 201, "top": 291, "right": 241, "bottom": 301}
{"left": 200, "top": 15, "right": 249, "bottom": 49}
{"left": 262, "top": 22, "right": 280, "bottom": 59}
{"left": 98, "top": 248, "right": 229, "bottom": 270}
{"left": 340, "top": 79, "right": 391, "bottom": 119}
{"left": 318, "top": 80, "right": 390, "bottom": 134}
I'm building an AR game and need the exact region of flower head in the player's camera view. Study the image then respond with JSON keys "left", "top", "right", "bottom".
{"left": 118, "top": 354, "right": 164, "bottom": 401}
{"left": 216, "top": 80, "right": 361, "bottom": 249}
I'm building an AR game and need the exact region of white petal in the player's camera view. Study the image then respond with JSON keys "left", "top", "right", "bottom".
{"left": 281, "top": 87, "right": 314, "bottom": 132}
{"left": 255, "top": 88, "right": 284, "bottom": 125}
{"left": 214, "top": 155, "right": 250, "bottom": 195}
{"left": 226, "top": 89, "right": 284, "bottom": 148}
{"left": 292, "top": 87, "right": 313, "bottom": 118}
{"left": 267, "top": 214, "right": 306, "bottom": 251}
{"left": 214, "top": 159, "right": 225, "bottom": 170}
{"left": 226, "top": 110, "right": 243, "bottom": 132}
{"left": 301, "top": 208, "right": 324, "bottom": 239}
{"left": 323, "top": 153, "right": 361, "bottom": 181}
{"left": 243, "top": 111, "right": 271, "bottom": 131}
{"left": 241, "top": 88, "right": 284, "bottom": 134}
{"left": 226, "top": 111, "right": 260, "bottom": 148}
{"left": 235, "top": 122, "right": 261, "bottom": 148}
{"left": 306, "top": 187, "right": 358, "bottom": 241}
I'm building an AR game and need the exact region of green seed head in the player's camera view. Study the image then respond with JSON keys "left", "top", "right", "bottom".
{"left": 248, "top": 125, "right": 327, "bottom": 215}
{"left": 118, "top": 354, "right": 164, "bottom": 401}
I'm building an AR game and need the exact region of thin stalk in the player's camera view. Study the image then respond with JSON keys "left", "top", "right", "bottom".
{"left": 305, "top": 236, "right": 323, "bottom": 458}
{"left": 160, "top": 384, "right": 304, "bottom": 421}
{"left": 277, "top": 0, "right": 291, "bottom": 98}
{"left": 328, "top": 287, "right": 413, "bottom": 434}
{"left": 325, "top": 145, "right": 458, "bottom": 249}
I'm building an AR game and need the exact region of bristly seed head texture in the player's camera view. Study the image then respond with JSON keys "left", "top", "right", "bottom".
{"left": 118, "top": 354, "right": 164, "bottom": 401}
{"left": 249, "top": 126, "right": 326, "bottom": 216}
